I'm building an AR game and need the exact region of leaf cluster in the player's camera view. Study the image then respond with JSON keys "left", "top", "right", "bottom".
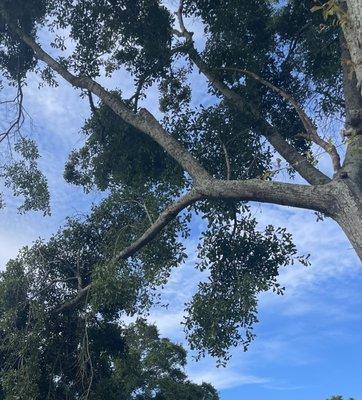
{"left": 0, "top": 138, "right": 50, "bottom": 214}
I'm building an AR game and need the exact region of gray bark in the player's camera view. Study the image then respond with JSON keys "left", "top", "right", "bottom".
{"left": 338, "top": 24, "right": 362, "bottom": 260}
{"left": 340, "top": 34, "right": 362, "bottom": 191}
{"left": 331, "top": 180, "right": 362, "bottom": 260}
{"left": 341, "top": 0, "right": 362, "bottom": 95}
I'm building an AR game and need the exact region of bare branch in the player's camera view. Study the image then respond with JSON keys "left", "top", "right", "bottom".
{"left": 176, "top": 0, "right": 193, "bottom": 42}
{"left": 121, "top": 198, "right": 155, "bottom": 225}
{"left": 141, "top": 202, "right": 154, "bottom": 225}
{"left": 222, "top": 142, "right": 231, "bottom": 180}
{"left": 0, "top": 76, "right": 25, "bottom": 143}
{"left": 219, "top": 139, "right": 231, "bottom": 180}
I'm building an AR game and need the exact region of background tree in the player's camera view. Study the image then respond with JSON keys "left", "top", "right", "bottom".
{"left": 0, "top": 0, "right": 360, "bottom": 383}
{"left": 0, "top": 207, "right": 218, "bottom": 399}
{"left": 326, "top": 397, "right": 355, "bottom": 400}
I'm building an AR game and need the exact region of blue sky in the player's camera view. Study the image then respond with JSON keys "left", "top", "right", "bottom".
{"left": 0, "top": 2, "right": 361, "bottom": 399}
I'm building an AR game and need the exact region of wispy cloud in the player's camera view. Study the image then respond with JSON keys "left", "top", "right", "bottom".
{"left": 188, "top": 368, "right": 269, "bottom": 390}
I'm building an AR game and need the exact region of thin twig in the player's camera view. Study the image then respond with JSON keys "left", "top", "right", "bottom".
{"left": 0, "top": 76, "right": 25, "bottom": 143}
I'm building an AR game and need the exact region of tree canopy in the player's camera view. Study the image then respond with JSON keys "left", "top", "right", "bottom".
{"left": 0, "top": 197, "right": 218, "bottom": 398}
{"left": 0, "top": 0, "right": 361, "bottom": 398}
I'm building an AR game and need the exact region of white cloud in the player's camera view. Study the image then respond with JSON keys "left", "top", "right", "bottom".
{"left": 147, "top": 310, "right": 185, "bottom": 340}
{"left": 188, "top": 368, "right": 269, "bottom": 390}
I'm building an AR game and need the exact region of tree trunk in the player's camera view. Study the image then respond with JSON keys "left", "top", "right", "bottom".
{"left": 332, "top": 180, "right": 362, "bottom": 260}
{"left": 342, "top": 0, "right": 362, "bottom": 94}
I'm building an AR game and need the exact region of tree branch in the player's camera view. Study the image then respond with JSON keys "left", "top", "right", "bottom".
{"left": 2, "top": 4, "right": 347, "bottom": 311}
{"left": 56, "top": 285, "right": 90, "bottom": 313}
{"left": 221, "top": 141, "right": 232, "bottom": 180}
{"left": 113, "top": 189, "right": 203, "bottom": 263}
{"left": 55, "top": 189, "right": 203, "bottom": 312}
{"left": 198, "top": 179, "right": 336, "bottom": 215}
{"left": 54, "top": 174, "right": 337, "bottom": 313}
{"left": 219, "top": 67, "right": 341, "bottom": 173}
{"left": 0, "top": 9, "right": 211, "bottom": 184}
{"left": 339, "top": 33, "right": 362, "bottom": 189}
{"left": 0, "top": 76, "right": 24, "bottom": 143}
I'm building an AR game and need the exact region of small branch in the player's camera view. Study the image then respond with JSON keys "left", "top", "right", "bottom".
{"left": 221, "top": 142, "right": 231, "bottom": 180}
{"left": 142, "top": 202, "right": 154, "bottom": 225}
{"left": 87, "top": 91, "right": 98, "bottom": 114}
{"left": 128, "top": 75, "right": 147, "bottom": 112}
{"left": 111, "top": 189, "right": 202, "bottom": 263}
{"left": 297, "top": 131, "right": 342, "bottom": 173}
{"left": 121, "top": 198, "right": 155, "bottom": 225}
{"left": 282, "top": 22, "right": 313, "bottom": 68}
{"left": 217, "top": 136, "right": 238, "bottom": 235}
{"left": 0, "top": 76, "right": 25, "bottom": 143}
{"left": 218, "top": 137, "right": 231, "bottom": 180}
{"left": 176, "top": 0, "right": 193, "bottom": 42}
{"left": 27, "top": 277, "right": 79, "bottom": 302}
{"left": 76, "top": 252, "right": 83, "bottom": 290}
{"left": 87, "top": 90, "right": 106, "bottom": 139}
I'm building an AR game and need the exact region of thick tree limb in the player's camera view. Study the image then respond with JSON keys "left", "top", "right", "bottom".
{"left": 4, "top": 3, "right": 359, "bottom": 312}
{"left": 2, "top": 6, "right": 331, "bottom": 187}
{"left": 199, "top": 179, "right": 336, "bottom": 214}
{"left": 56, "top": 285, "right": 90, "bottom": 313}
{"left": 0, "top": 9, "right": 211, "bottom": 184}
{"left": 188, "top": 48, "right": 330, "bottom": 185}
{"left": 204, "top": 178, "right": 362, "bottom": 260}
